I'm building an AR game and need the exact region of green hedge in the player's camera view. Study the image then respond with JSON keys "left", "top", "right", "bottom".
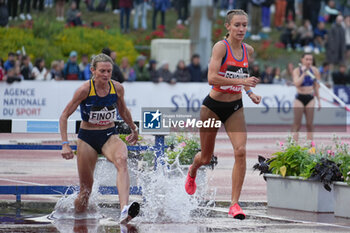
{"left": 0, "top": 26, "right": 138, "bottom": 67}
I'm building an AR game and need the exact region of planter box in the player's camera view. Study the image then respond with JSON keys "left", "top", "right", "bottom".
{"left": 264, "top": 174, "right": 334, "bottom": 212}
{"left": 334, "top": 181, "right": 350, "bottom": 218}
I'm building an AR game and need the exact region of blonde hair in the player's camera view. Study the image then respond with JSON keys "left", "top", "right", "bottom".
{"left": 91, "top": 53, "right": 113, "bottom": 69}
{"left": 225, "top": 9, "right": 248, "bottom": 38}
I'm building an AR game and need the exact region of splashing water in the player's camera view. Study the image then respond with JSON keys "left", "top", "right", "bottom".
{"left": 49, "top": 144, "right": 216, "bottom": 224}
{"left": 135, "top": 145, "right": 216, "bottom": 223}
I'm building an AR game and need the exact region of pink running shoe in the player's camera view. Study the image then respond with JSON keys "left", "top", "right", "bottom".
{"left": 228, "top": 203, "right": 246, "bottom": 220}
{"left": 185, "top": 166, "right": 197, "bottom": 195}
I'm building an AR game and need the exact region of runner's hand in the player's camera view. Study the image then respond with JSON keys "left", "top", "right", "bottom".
{"left": 244, "top": 77, "right": 259, "bottom": 87}
{"left": 61, "top": 144, "right": 74, "bottom": 160}
{"left": 250, "top": 93, "right": 261, "bottom": 104}
{"left": 126, "top": 130, "right": 138, "bottom": 145}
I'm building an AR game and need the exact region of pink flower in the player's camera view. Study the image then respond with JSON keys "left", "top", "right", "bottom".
{"left": 279, "top": 141, "right": 284, "bottom": 147}
{"left": 179, "top": 142, "right": 186, "bottom": 148}
{"left": 311, "top": 141, "right": 316, "bottom": 147}
{"left": 327, "top": 150, "right": 335, "bottom": 156}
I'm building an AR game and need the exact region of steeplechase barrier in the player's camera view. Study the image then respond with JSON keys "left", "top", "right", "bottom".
{"left": 0, "top": 119, "right": 166, "bottom": 203}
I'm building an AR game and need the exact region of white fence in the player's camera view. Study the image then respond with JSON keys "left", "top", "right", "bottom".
{"left": 0, "top": 81, "right": 349, "bottom": 125}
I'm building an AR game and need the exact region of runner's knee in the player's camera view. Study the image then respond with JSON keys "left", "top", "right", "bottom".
{"left": 114, "top": 154, "right": 128, "bottom": 171}
{"left": 306, "top": 123, "right": 313, "bottom": 131}
{"left": 234, "top": 146, "right": 246, "bottom": 159}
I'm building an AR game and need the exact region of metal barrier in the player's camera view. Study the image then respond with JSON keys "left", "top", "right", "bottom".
{"left": 0, "top": 119, "right": 166, "bottom": 203}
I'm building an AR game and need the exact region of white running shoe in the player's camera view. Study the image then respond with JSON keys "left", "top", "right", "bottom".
{"left": 119, "top": 202, "right": 140, "bottom": 224}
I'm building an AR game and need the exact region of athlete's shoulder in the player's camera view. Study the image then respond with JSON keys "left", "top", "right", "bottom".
{"left": 111, "top": 80, "right": 124, "bottom": 95}
{"left": 74, "top": 80, "right": 90, "bottom": 100}
{"left": 214, "top": 40, "right": 227, "bottom": 49}
{"left": 243, "top": 43, "right": 254, "bottom": 56}
{"left": 310, "top": 66, "right": 319, "bottom": 74}
{"left": 79, "top": 80, "right": 91, "bottom": 92}
{"left": 212, "top": 40, "right": 227, "bottom": 57}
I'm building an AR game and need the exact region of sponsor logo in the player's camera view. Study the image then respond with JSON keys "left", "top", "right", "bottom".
{"left": 143, "top": 110, "right": 162, "bottom": 129}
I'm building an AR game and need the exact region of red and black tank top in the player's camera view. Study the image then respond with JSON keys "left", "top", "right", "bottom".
{"left": 212, "top": 39, "right": 249, "bottom": 94}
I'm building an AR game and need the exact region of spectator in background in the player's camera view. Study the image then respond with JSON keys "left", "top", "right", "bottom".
{"left": 8, "top": 0, "right": 19, "bottom": 21}
{"left": 120, "top": 57, "right": 136, "bottom": 81}
{"left": 19, "top": 0, "right": 32, "bottom": 20}
{"left": 261, "top": 65, "right": 274, "bottom": 84}
{"left": 157, "top": 61, "right": 175, "bottom": 84}
{"left": 174, "top": 60, "right": 191, "bottom": 82}
{"left": 134, "top": 55, "right": 150, "bottom": 81}
{"left": 280, "top": 62, "right": 294, "bottom": 85}
{"left": 4, "top": 52, "right": 16, "bottom": 73}
{"left": 133, "top": 0, "right": 148, "bottom": 30}
{"left": 302, "top": 0, "right": 321, "bottom": 29}
{"left": 20, "top": 55, "right": 33, "bottom": 80}
{"left": 249, "top": 61, "right": 261, "bottom": 81}
{"left": 73, "top": 0, "right": 81, "bottom": 9}
{"left": 148, "top": 59, "right": 159, "bottom": 82}
{"left": 101, "top": 47, "right": 124, "bottom": 83}
{"left": 188, "top": 54, "right": 203, "bottom": 82}
{"left": 32, "top": 58, "right": 49, "bottom": 80}
{"left": 119, "top": 0, "right": 132, "bottom": 33}
{"left": 280, "top": 20, "right": 298, "bottom": 51}
{"left": 6, "top": 68, "right": 22, "bottom": 84}
{"left": 235, "top": 0, "right": 248, "bottom": 13}
{"left": 285, "top": 0, "right": 295, "bottom": 22}
{"left": 343, "top": 15, "right": 350, "bottom": 64}
{"left": 324, "top": 0, "right": 339, "bottom": 24}
{"left": 332, "top": 64, "right": 349, "bottom": 85}
{"left": 50, "top": 60, "right": 64, "bottom": 80}
{"left": 319, "top": 62, "right": 332, "bottom": 86}
{"left": 95, "top": 0, "right": 109, "bottom": 12}
{"left": 261, "top": 0, "right": 273, "bottom": 33}
{"left": 152, "top": 0, "right": 170, "bottom": 30}
{"left": 55, "top": 0, "right": 65, "bottom": 21}
{"left": 272, "top": 67, "right": 286, "bottom": 84}
{"left": 63, "top": 51, "right": 81, "bottom": 80}
{"left": 296, "top": 19, "right": 314, "bottom": 51}
{"left": 274, "top": 0, "right": 287, "bottom": 29}
{"left": 176, "top": 0, "right": 189, "bottom": 25}
{"left": 32, "top": 0, "right": 44, "bottom": 12}
{"left": 0, "top": 59, "right": 4, "bottom": 81}
{"left": 250, "top": 0, "right": 263, "bottom": 41}
{"left": 82, "top": 55, "right": 94, "bottom": 81}
{"left": 340, "top": 0, "right": 350, "bottom": 16}
{"left": 111, "top": 0, "right": 120, "bottom": 14}
{"left": 0, "top": 0, "right": 8, "bottom": 27}
{"left": 66, "top": 1, "right": 83, "bottom": 26}
{"left": 110, "top": 50, "right": 117, "bottom": 63}
{"left": 14, "top": 60, "right": 24, "bottom": 80}
{"left": 79, "top": 54, "right": 89, "bottom": 80}
{"left": 326, "top": 15, "right": 346, "bottom": 66}
{"left": 313, "top": 20, "right": 328, "bottom": 54}
{"left": 45, "top": 0, "right": 54, "bottom": 8}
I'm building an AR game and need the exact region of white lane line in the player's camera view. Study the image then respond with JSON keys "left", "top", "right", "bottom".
{"left": 253, "top": 214, "right": 350, "bottom": 230}
{"left": 0, "top": 178, "right": 48, "bottom": 186}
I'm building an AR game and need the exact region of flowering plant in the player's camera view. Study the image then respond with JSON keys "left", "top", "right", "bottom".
{"left": 254, "top": 136, "right": 350, "bottom": 190}
{"left": 165, "top": 133, "right": 200, "bottom": 165}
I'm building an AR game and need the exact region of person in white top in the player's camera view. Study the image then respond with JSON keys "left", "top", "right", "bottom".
{"left": 31, "top": 58, "right": 49, "bottom": 80}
